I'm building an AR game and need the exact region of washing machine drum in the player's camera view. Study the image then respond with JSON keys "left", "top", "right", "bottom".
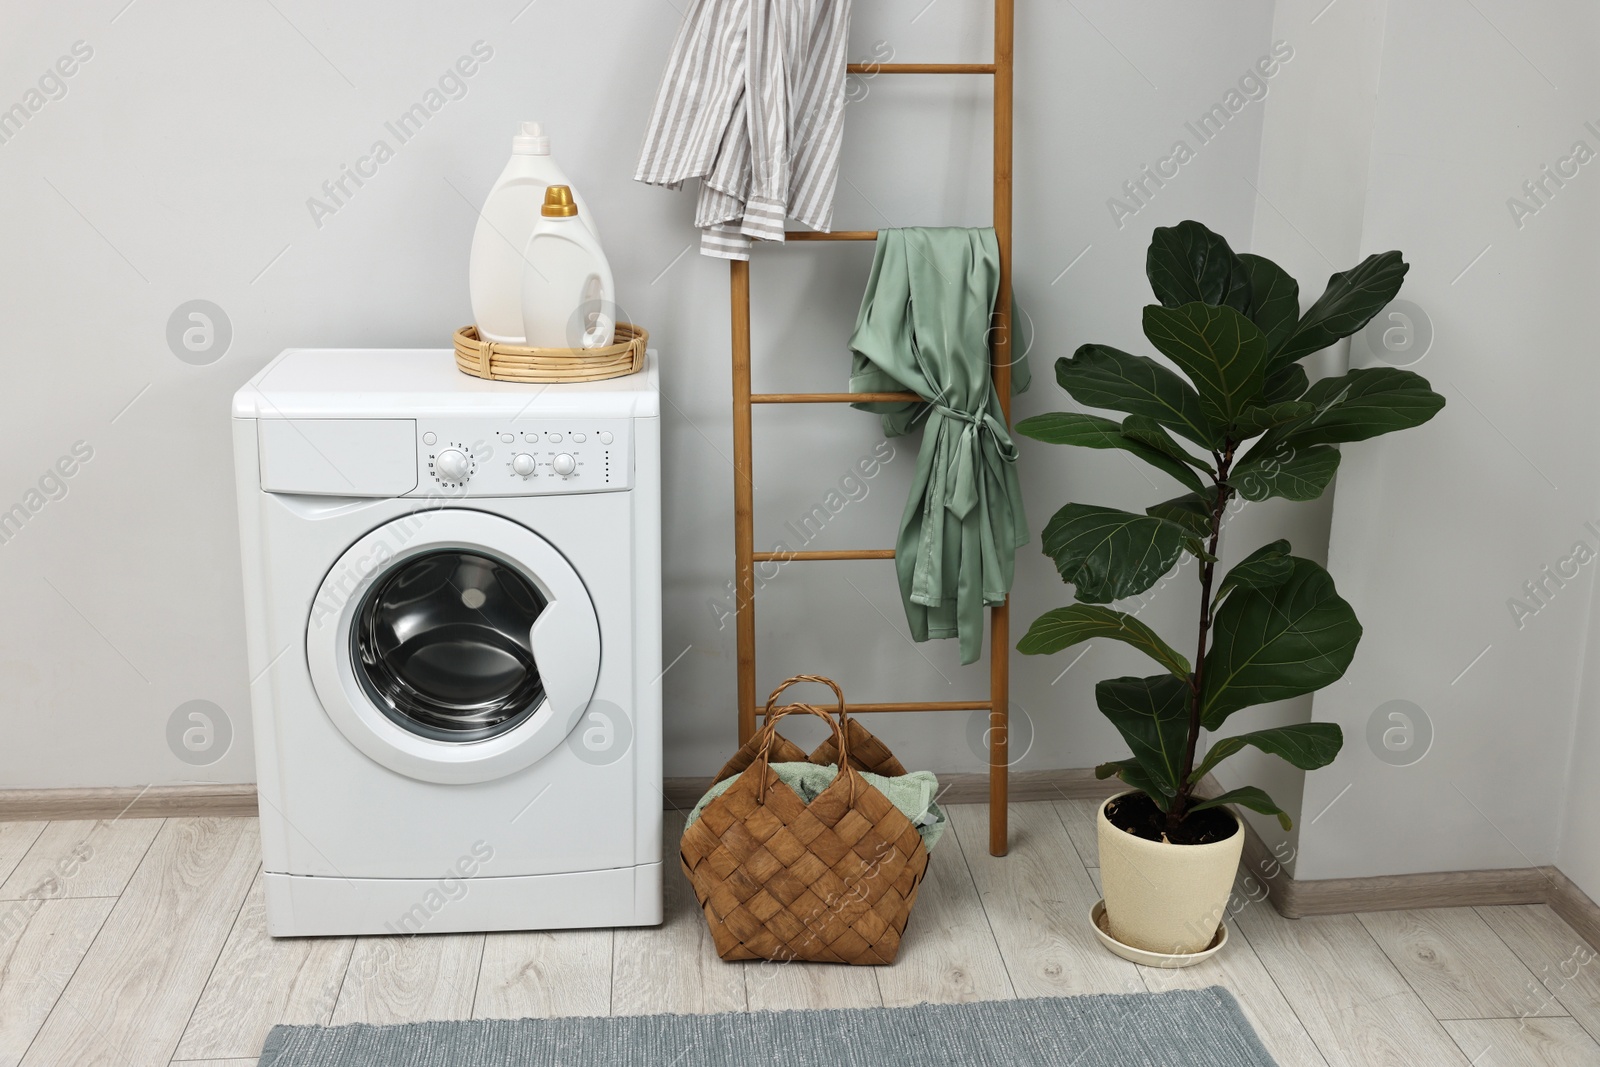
{"left": 308, "top": 511, "right": 602, "bottom": 784}
{"left": 353, "top": 550, "right": 548, "bottom": 742}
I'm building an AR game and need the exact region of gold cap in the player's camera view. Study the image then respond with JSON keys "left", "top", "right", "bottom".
{"left": 542, "top": 185, "right": 578, "bottom": 218}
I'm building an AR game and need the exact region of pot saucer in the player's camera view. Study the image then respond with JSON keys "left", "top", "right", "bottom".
{"left": 1090, "top": 899, "right": 1227, "bottom": 968}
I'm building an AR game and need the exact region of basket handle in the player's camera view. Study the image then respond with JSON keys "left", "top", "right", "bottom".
{"left": 752, "top": 701, "right": 856, "bottom": 805}
{"left": 763, "top": 675, "right": 847, "bottom": 723}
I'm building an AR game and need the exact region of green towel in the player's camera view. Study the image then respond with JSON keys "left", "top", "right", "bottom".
{"left": 685, "top": 763, "right": 946, "bottom": 850}
{"left": 848, "top": 227, "right": 1029, "bottom": 664}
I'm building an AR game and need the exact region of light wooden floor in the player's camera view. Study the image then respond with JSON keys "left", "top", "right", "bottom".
{"left": 1, "top": 803, "right": 1597, "bottom": 1066}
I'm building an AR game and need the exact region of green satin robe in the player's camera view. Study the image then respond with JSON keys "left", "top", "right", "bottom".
{"left": 849, "top": 227, "right": 1029, "bottom": 665}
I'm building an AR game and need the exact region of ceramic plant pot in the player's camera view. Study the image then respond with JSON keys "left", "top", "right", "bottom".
{"left": 1096, "top": 790, "right": 1244, "bottom": 956}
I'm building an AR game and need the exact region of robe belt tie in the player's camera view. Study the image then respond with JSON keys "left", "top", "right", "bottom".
{"left": 932, "top": 401, "right": 1019, "bottom": 521}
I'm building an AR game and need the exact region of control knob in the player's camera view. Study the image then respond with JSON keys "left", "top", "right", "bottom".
{"left": 551, "top": 453, "right": 577, "bottom": 476}
{"left": 511, "top": 453, "right": 536, "bottom": 477}
{"left": 434, "top": 448, "right": 471, "bottom": 484}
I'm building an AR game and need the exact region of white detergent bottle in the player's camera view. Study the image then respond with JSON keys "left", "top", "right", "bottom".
{"left": 521, "top": 186, "right": 616, "bottom": 349}
{"left": 469, "top": 122, "right": 599, "bottom": 344}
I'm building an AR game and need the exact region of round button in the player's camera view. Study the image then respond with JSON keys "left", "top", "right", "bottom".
{"left": 511, "top": 453, "right": 536, "bottom": 476}
{"left": 571, "top": 432, "right": 587, "bottom": 443}
{"left": 546, "top": 432, "right": 564, "bottom": 444}
{"left": 435, "top": 448, "right": 471, "bottom": 483}
{"left": 551, "top": 453, "right": 577, "bottom": 476}
{"left": 598, "top": 431, "right": 614, "bottom": 445}
{"left": 499, "top": 433, "right": 514, "bottom": 444}
{"left": 522, "top": 432, "right": 538, "bottom": 443}
{"left": 422, "top": 432, "right": 437, "bottom": 446}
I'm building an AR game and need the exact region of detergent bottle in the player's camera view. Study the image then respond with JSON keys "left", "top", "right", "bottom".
{"left": 520, "top": 186, "right": 616, "bottom": 350}
{"left": 468, "top": 122, "right": 598, "bottom": 344}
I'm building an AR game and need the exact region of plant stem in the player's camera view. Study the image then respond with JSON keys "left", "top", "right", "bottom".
{"left": 1167, "top": 448, "right": 1234, "bottom": 835}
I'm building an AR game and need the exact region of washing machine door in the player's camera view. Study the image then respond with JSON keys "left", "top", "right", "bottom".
{"left": 307, "top": 509, "right": 601, "bottom": 784}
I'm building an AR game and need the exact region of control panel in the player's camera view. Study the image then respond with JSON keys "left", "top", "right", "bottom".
{"left": 409, "top": 419, "right": 630, "bottom": 497}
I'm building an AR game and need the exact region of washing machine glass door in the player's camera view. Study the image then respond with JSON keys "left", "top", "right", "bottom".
{"left": 307, "top": 509, "right": 601, "bottom": 784}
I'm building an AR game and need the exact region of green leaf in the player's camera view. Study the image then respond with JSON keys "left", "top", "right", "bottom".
{"left": 1119, "top": 416, "right": 1214, "bottom": 474}
{"left": 1230, "top": 402, "right": 1315, "bottom": 440}
{"left": 1238, "top": 253, "right": 1300, "bottom": 352}
{"left": 1268, "top": 367, "right": 1446, "bottom": 448}
{"left": 1231, "top": 443, "right": 1341, "bottom": 502}
{"left": 1041, "top": 504, "right": 1192, "bottom": 603}
{"left": 1213, "top": 539, "right": 1293, "bottom": 606}
{"left": 1055, "top": 346, "right": 1218, "bottom": 450}
{"left": 1201, "top": 556, "right": 1362, "bottom": 729}
{"left": 1016, "top": 604, "right": 1191, "bottom": 678}
{"left": 1261, "top": 364, "right": 1310, "bottom": 404}
{"left": 1096, "top": 760, "right": 1173, "bottom": 810}
{"left": 1143, "top": 303, "right": 1270, "bottom": 434}
{"left": 1146, "top": 221, "right": 1251, "bottom": 313}
{"left": 1146, "top": 491, "right": 1216, "bottom": 538}
{"left": 1189, "top": 723, "right": 1345, "bottom": 784}
{"left": 1016, "top": 412, "right": 1207, "bottom": 494}
{"left": 1096, "top": 674, "right": 1194, "bottom": 799}
{"left": 1190, "top": 786, "right": 1293, "bottom": 831}
{"left": 1271, "top": 252, "right": 1410, "bottom": 370}
{"left": 1015, "top": 411, "right": 1130, "bottom": 448}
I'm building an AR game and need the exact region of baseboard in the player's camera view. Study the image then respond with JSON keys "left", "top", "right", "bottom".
{"left": 1230, "top": 807, "right": 1596, "bottom": 947}
{"left": 9, "top": 772, "right": 1597, "bottom": 948}
{"left": 0, "top": 771, "right": 1118, "bottom": 823}
{"left": 1541, "top": 867, "right": 1600, "bottom": 951}
{"left": 0, "top": 784, "right": 258, "bottom": 821}
{"left": 1264, "top": 861, "right": 1551, "bottom": 917}
{"left": 662, "top": 767, "right": 1122, "bottom": 812}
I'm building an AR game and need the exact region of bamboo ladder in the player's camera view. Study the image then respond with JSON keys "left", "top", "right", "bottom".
{"left": 729, "top": 0, "right": 1015, "bottom": 856}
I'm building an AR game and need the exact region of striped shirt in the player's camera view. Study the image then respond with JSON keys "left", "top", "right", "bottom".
{"left": 635, "top": 0, "right": 853, "bottom": 260}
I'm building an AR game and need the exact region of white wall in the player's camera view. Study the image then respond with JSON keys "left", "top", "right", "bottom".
{"left": 1297, "top": 0, "right": 1600, "bottom": 885}
{"left": 12, "top": 0, "right": 1600, "bottom": 901}
{"left": 0, "top": 0, "right": 1284, "bottom": 790}
{"left": 1202, "top": 0, "right": 1394, "bottom": 872}
{"left": 1563, "top": 580, "right": 1600, "bottom": 899}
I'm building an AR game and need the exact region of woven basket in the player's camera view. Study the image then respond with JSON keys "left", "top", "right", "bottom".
{"left": 452, "top": 323, "right": 648, "bottom": 384}
{"left": 680, "top": 675, "right": 930, "bottom": 966}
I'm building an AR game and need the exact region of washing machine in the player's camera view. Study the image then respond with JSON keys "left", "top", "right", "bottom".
{"left": 232, "top": 348, "right": 661, "bottom": 937}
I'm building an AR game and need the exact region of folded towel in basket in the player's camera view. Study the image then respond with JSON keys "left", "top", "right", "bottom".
{"left": 686, "top": 762, "right": 946, "bottom": 849}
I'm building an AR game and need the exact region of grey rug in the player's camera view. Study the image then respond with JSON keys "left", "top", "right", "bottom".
{"left": 258, "top": 988, "right": 1277, "bottom": 1066}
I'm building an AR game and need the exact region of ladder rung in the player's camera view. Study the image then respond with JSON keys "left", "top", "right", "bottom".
{"left": 785, "top": 231, "right": 879, "bottom": 241}
{"left": 847, "top": 63, "right": 997, "bottom": 75}
{"left": 752, "top": 549, "right": 895, "bottom": 562}
{"left": 757, "top": 700, "right": 992, "bottom": 716}
{"left": 752, "top": 391, "right": 921, "bottom": 404}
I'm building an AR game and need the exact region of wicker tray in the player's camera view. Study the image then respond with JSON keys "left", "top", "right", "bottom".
{"left": 453, "top": 322, "right": 648, "bottom": 384}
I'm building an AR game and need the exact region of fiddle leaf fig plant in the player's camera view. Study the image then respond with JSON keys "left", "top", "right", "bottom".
{"left": 1017, "top": 220, "right": 1445, "bottom": 835}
